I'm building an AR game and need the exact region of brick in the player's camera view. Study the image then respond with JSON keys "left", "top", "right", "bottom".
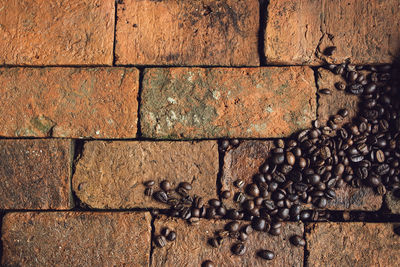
{"left": 221, "top": 140, "right": 381, "bottom": 210}
{"left": 317, "top": 68, "right": 360, "bottom": 126}
{"left": 1, "top": 212, "right": 151, "bottom": 266}
{"left": 0, "top": 0, "right": 114, "bottom": 65}
{"left": 385, "top": 190, "right": 400, "bottom": 214}
{"left": 115, "top": 0, "right": 259, "bottom": 66}
{"left": 265, "top": 0, "right": 400, "bottom": 65}
{"left": 0, "top": 139, "right": 73, "bottom": 210}
{"left": 152, "top": 216, "right": 303, "bottom": 267}
{"left": 141, "top": 67, "right": 316, "bottom": 139}
{"left": 306, "top": 223, "right": 400, "bottom": 267}
{"left": 0, "top": 68, "right": 139, "bottom": 138}
{"left": 72, "top": 141, "right": 218, "bottom": 209}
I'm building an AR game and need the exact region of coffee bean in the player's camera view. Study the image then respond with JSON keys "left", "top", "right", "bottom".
{"left": 376, "top": 149, "right": 385, "bottom": 163}
{"left": 348, "top": 83, "right": 364, "bottom": 95}
{"left": 347, "top": 71, "right": 358, "bottom": 82}
{"left": 272, "top": 152, "right": 285, "bottom": 165}
{"left": 239, "top": 232, "right": 248, "bottom": 241}
{"left": 269, "top": 227, "right": 281, "bottom": 236}
{"left": 231, "top": 243, "right": 246, "bottom": 256}
{"left": 153, "top": 191, "right": 168, "bottom": 203}
{"left": 226, "top": 221, "right": 240, "bottom": 232}
{"left": 166, "top": 231, "right": 176, "bottom": 241}
{"left": 160, "top": 180, "right": 171, "bottom": 191}
{"left": 221, "top": 190, "right": 231, "bottom": 199}
{"left": 234, "top": 192, "right": 246, "bottom": 203}
{"left": 307, "top": 174, "right": 321, "bottom": 185}
{"left": 230, "top": 139, "right": 240, "bottom": 146}
{"left": 335, "top": 82, "right": 346, "bottom": 91}
{"left": 209, "top": 198, "right": 221, "bottom": 207}
{"left": 242, "top": 199, "right": 255, "bottom": 211}
{"left": 246, "top": 183, "right": 260, "bottom": 197}
{"left": 154, "top": 235, "right": 167, "bottom": 248}
{"left": 319, "top": 88, "right": 332, "bottom": 95}
{"left": 179, "top": 182, "right": 192, "bottom": 191}
{"left": 286, "top": 151, "right": 296, "bottom": 165}
{"left": 258, "top": 249, "right": 275, "bottom": 260}
{"left": 161, "top": 227, "right": 170, "bottom": 237}
{"left": 252, "top": 217, "right": 266, "bottom": 231}
{"left": 234, "top": 179, "right": 245, "bottom": 188}
{"left": 290, "top": 235, "right": 306, "bottom": 246}
{"left": 202, "top": 260, "right": 215, "bottom": 267}
{"left": 144, "top": 180, "right": 155, "bottom": 187}
{"left": 145, "top": 187, "right": 153, "bottom": 196}
{"left": 208, "top": 238, "right": 220, "bottom": 248}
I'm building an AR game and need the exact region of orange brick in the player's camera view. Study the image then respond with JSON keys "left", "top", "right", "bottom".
{"left": 141, "top": 67, "right": 317, "bottom": 139}
{"left": 0, "top": 0, "right": 115, "bottom": 65}
{"left": 265, "top": 0, "right": 400, "bottom": 65}
{"left": 0, "top": 139, "right": 73, "bottom": 210}
{"left": 0, "top": 68, "right": 139, "bottom": 138}
{"left": 1, "top": 212, "right": 151, "bottom": 266}
{"left": 115, "top": 0, "right": 259, "bottom": 66}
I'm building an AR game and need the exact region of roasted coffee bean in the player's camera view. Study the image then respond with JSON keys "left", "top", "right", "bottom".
{"left": 260, "top": 163, "right": 270, "bottom": 174}
{"left": 258, "top": 249, "right": 275, "bottom": 260}
{"left": 221, "top": 190, "right": 231, "bottom": 199}
{"left": 234, "top": 179, "right": 245, "bottom": 188}
{"left": 269, "top": 227, "right": 281, "bottom": 236}
{"left": 364, "top": 83, "right": 377, "bottom": 94}
{"left": 335, "top": 82, "right": 346, "bottom": 91}
{"left": 290, "top": 235, "right": 306, "bottom": 246}
{"left": 160, "top": 180, "right": 171, "bottom": 191}
{"left": 230, "top": 139, "right": 240, "bottom": 146}
{"left": 220, "top": 139, "right": 230, "bottom": 151}
{"left": 191, "top": 208, "right": 201, "bottom": 218}
{"left": 179, "top": 182, "right": 192, "bottom": 191}
{"left": 247, "top": 183, "right": 260, "bottom": 197}
{"left": 253, "top": 173, "right": 266, "bottom": 184}
{"left": 277, "top": 208, "right": 290, "bottom": 220}
{"left": 347, "top": 71, "right": 358, "bottom": 82}
{"left": 209, "top": 199, "right": 221, "bottom": 207}
{"left": 252, "top": 217, "right": 266, "bottom": 231}
{"left": 144, "top": 180, "right": 155, "bottom": 187}
{"left": 239, "top": 232, "right": 248, "bottom": 241}
{"left": 319, "top": 88, "right": 332, "bottom": 95}
{"left": 368, "top": 175, "right": 381, "bottom": 187}
{"left": 153, "top": 191, "right": 168, "bottom": 203}
{"left": 376, "top": 184, "right": 387, "bottom": 195}
{"left": 226, "top": 221, "right": 240, "bottom": 232}
{"left": 208, "top": 238, "right": 220, "bottom": 248}
{"left": 166, "top": 231, "right": 176, "bottom": 241}
{"left": 348, "top": 83, "right": 364, "bottom": 95}
{"left": 231, "top": 243, "right": 246, "bottom": 256}
{"left": 242, "top": 199, "right": 255, "bottom": 211}
{"left": 205, "top": 207, "right": 217, "bottom": 219}
{"left": 234, "top": 192, "right": 246, "bottom": 203}
{"left": 286, "top": 151, "right": 296, "bottom": 165}
{"left": 272, "top": 152, "right": 285, "bottom": 165}
{"left": 161, "top": 227, "right": 170, "bottom": 237}
{"left": 202, "top": 260, "right": 215, "bottom": 267}
{"left": 254, "top": 197, "right": 264, "bottom": 206}
{"left": 227, "top": 209, "right": 240, "bottom": 220}
{"left": 194, "top": 196, "right": 204, "bottom": 208}
{"left": 307, "top": 174, "right": 321, "bottom": 185}
{"left": 154, "top": 235, "right": 167, "bottom": 248}
{"left": 145, "top": 187, "right": 153, "bottom": 196}
{"left": 376, "top": 150, "right": 385, "bottom": 163}
{"left": 300, "top": 211, "right": 311, "bottom": 221}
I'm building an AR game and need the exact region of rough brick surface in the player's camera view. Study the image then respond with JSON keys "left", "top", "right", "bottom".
{"left": 0, "top": 0, "right": 114, "bottom": 65}
{"left": 0, "top": 139, "right": 73, "bottom": 210}
{"left": 73, "top": 141, "right": 218, "bottom": 209}
{"left": 0, "top": 68, "right": 139, "bottom": 138}
{"left": 1, "top": 212, "right": 151, "bottom": 266}
{"left": 265, "top": 0, "right": 400, "bottom": 65}
{"left": 141, "top": 67, "right": 316, "bottom": 139}
{"left": 317, "top": 68, "right": 360, "bottom": 126}
{"left": 385, "top": 191, "right": 400, "bottom": 214}
{"left": 152, "top": 216, "right": 303, "bottom": 267}
{"left": 115, "top": 0, "right": 259, "bottom": 66}
{"left": 306, "top": 223, "right": 400, "bottom": 267}
{"left": 221, "top": 140, "right": 381, "bottom": 210}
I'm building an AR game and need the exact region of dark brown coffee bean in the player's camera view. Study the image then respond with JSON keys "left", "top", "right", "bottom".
{"left": 242, "top": 199, "right": 255, "bottom": 211}
{"left": 234, "top": 192, "right": 246, "bottom": 203}
{"left": 272, "top": 152, "right": 285, "bottom": 165}
{"left": 347, "top": 71, "right": 358, "bottom": 82}
{"left": 202, "top": 260, "right": 215, "bottom": 267}
{"left": 231, "top": 243, "right": 246, "bottom": 256}
{"left": 179, "top": 182, "right": 192, "bottom": 191}
{"left": 286, "top": 151, "right": 296, "bottom": 166}
{"left": 290, "top": 235, "right": 306, "bottom": 246}
{"left": 166, "top": 231, "right": 176, "bottom": 241}
{"left": 277, "top": 208, "right": 290, "bottom": 219}
{"left": 205, "top": 207, "right": 217, "bottom": 219}
{"left": 319, "top": 88, "right": 332, "bottom": 95}
{"left": 226, "top": 221, "right": 240, "bottom": 232}
{"left": 227, "top": 209, "right": 240, "bottom": 220}
{"left": 242, "top": 224, "right": 253, "bottom": 235}
{"left": 253, "top": 173, "right": 266, "bottom": 184}
{"left": 154, "top": 235, "right": 167, "bottom": 248}
{"left": 315, "top": 197, "right": 327, "bottom": 208}
{"left": 348, "top": 83, "right": 364, "bottom": 95}
{"left": 145, "top": 187, "right": 153, "bottom": 196}
{"left": 376, "top": 150, "right": 385, "bottom": 163}
{"left": 239, "top": 232, "right": 248, "bottom": 241}
{"left": 234, "top": 179, "right": 245, "bottom": 188}
{"left": 376, "top": 184, "right": 387, "bottom": 195}
{"left": 323, "top": 46, "right": 336, "bottom": 56}
{"left": 300, "top": 211, "right": 311, "bottom": 221}
{"left": 269, "top": 227, "right": 281, "bottom": 236}
{"left": 258, "top": 249, "right": 275, "bottom": 260}
{"left": 216, "top": 206, "right": 227, "bottom": 217}
{"left": 221, "top": 190, "right": 231, "bottom": 199}
{"left": 230, "top": 139, "right": 240, "bottom": 146}
{"left": 161, "top": 227, "right": 170, "bottom": 237}
{"left": 209, "top": 198, "right": 221, "bottom": 207}
{"left": 208, "top": 238, "right": 220, "bottom": 248}
{"left": 191, "top": 208, "right": 201, "bottom": 218}
{"left": 252, "top": 217, "right": 266, "bottom": 231}
{"left": 160, "top": 180, "right": 171, "bottom": 191}
{"left": 338, "top": 108, "right": 349, "bottom": 118}
{"left": 144, "top": 180, "right": 155, "bottom": 187}
{"left": 364, "top": 83, "right": 377, "bottom": 94}
{"left": 153, "top": 191, "right": 168, "bottom": 203}
{"left": 307, "top": 174, "right": 321, "bottom": 185}
{"left": 247, "top": 183, "right": 260, "bottom": 197}
{"left": 335, "top": 82, "right": 346, "bottom": 91}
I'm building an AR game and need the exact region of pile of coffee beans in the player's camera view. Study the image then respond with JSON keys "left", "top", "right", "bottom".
{"left": 146, "top": 62, "right": 400, "bottom": 263}
{"left": 153, "top": 226, "right": 176, "bottom": 248}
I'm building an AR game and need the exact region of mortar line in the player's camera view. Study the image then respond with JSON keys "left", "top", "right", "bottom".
{"left": 112, "top": 0, "right": 118, "bottom": 66}
{"left": 258, "top": 0, "right": 269, "bottom": 65}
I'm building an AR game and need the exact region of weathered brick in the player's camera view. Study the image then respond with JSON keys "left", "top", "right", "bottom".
{"left": 73, "top": 141, "right": 218, "bottom": 209}
{"left": 115, "top": 0, "right": 259, "bottom": 66}
{"left": 306, "top": 223, "right": 400, "bottom": 267}
{"left": 0, "top": 68, "right": 139, "bottom": 138}
{"left": 317, "top": 68, "right": 360, "bottom": 126}
{"left": 265, "top": 0, "right": 400, "bottom": 65}
{"left": 152, "top": 216, "right": 303, "bottom": 267}
{"left": 221, "top": 140, "right": 381, "bottom": 210}
{"left": 141, "top": 67, "right": 317, "bottom": 139}
{"left": 1, "top": 212, "right": 151, "bottom": 266}
{"left": 0, "top": 0, "right": 114, "bottom": 65}
{"left": 0, "top": 139, "right": 73, "bottom": 210}
{"left": 385, "top": 190, "right": 400, "bottom": 214}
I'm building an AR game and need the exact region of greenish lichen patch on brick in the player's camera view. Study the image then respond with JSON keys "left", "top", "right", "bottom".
{"left": 141, "top": 67, "right": 317, "bottom": 139}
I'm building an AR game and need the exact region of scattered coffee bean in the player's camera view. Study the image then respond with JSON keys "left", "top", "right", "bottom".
{"left": 231, "top": 243, "right": 246, "bottom": 256}
{"left": 258, "top": 249, "right": 275, "bottom": 260}
{"left": 144, "top": 187, "right": 153, "bottom": 196}
{"left": 144, "top": 180, "right": 155, "bottom": 187}
{"left": 154, "top": 235, "right": 167, "bottom": 248}
{"left": 290, "top": 235, "right": 306, "bottom": 246}
{"left": 202, "top": 260, "right": 215, "bottom": 267}
{"left": 166, "top": 231, "right": 176, "bottom": 241}
{"left": 153, "top": 191, "right": 168, "bottom": 203}
{"left": 234, "top": 179, "right": 245, "bottom": 188}
{"left": 160, "top": 180, "right": 171, "bottom": 191}
{"left": 221, "top": 190, "right": 232, "bottom": 199}
{"left": 161, "top": 227, "right": 170, "bottom": 237}
{"left": 319, "top": 88, "right": 332, "bottom": 95}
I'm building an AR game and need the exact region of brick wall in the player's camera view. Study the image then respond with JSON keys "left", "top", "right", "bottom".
{"left": 1, "top": 1, "right": 400, "bottom": 266}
